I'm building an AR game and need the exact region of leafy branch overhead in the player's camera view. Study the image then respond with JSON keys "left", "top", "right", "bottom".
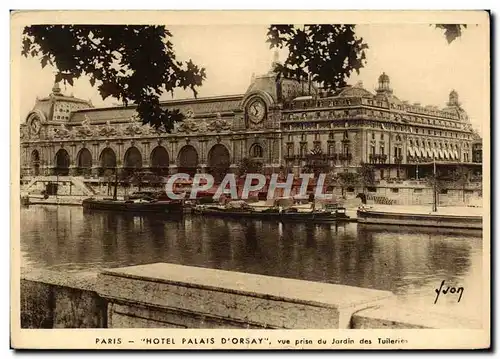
{"left": 434, "top": 24, "right": 468, "bottom": 44}
{"left": 21, "top": 25, "right": 206, "bottom": 132}
{"left": 266, "top": 25, "right": 368, "bottom": 93}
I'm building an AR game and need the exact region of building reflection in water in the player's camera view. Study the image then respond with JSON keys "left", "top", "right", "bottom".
{"left": 20, "top": 206, "right": 482, "bottom": 320}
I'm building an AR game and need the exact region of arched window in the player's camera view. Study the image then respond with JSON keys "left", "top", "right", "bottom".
{"left": 250, "top": 144, "right": 263, "bottom": 158}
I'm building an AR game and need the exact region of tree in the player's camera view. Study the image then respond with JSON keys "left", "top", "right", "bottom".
{"left": 21, "top": 25, "right": 206, "bottom": 132}
{"left": 425, "top": 170, "right": 446, "bottom": 211}
{"left": 266, "top": 25, "right": 368, "bottom": 94}
{"left": 237, "top": 157, "right": 263, "bottom": 177}
{"left": 336, "top": 172, "right": 357, "bottom": 199}
{"left": 356, "top": 163, "right": 375, "bottom": 193}
{"left": 434, "top": 24, "right": 468, "bottom": 44}
{"left": 450, "top": 165, "right": 469, "bottom": 203}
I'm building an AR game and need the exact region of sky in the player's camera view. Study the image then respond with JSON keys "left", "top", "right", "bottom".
{"left": 17, "top": 23, "right": 489, "bottom": 135}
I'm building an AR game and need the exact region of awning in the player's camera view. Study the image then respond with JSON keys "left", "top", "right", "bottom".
{"left": 443, "top": 150, "right": 449, "bottom": 159}
{"left": 433, "top": 149, "right": 438, "bottom": 159}
{"left": 438, "top": 150, "right": 444, "bottom": 159}
{"left": 408, "top": 147, "right": 415, "bottom": 156}
{"left": 454, "top": 150, "right": 459, "bottom": 159}
{"left": 414, "top": 147, "right": 421, "bottom": 157}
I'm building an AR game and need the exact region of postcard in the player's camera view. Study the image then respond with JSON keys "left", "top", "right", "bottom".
{"left": 11, "top": 9, "right": 490, "bottom": 350}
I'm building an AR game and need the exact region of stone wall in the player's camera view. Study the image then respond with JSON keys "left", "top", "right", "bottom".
{"left": 20, "top": 270, "right": 107, "bottom": 328}
{"left": 19, "top": 263, "right": 477, "bottom": 330}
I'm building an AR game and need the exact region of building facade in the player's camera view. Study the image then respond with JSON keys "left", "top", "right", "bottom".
{"left": 20, "top": 60, "right": 483, "bottom": 199}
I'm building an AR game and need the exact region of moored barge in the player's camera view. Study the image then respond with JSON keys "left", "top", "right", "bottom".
{"left": 357, "top": 208, "right": 482, "bottom": 229}
{"left": 82, "top": 197, "right": 184, "bottom": 214}
{"left": 193, "top": 203, "right": 351, "bottom": 223}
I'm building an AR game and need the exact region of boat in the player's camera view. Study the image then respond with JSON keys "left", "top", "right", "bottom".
{"left": 356, "top": 160, "right": 483, "bottom": 230}
{"left": 357, "top": 207, "right": 482, "bottom": 230}
{"left": 192, "top": 200, "right": 350, "bottom": 223}
{"left": 82, "top": 170, "right": 184, "bottom": 214}
{"left": 82, "top": 197, "right": 184, "bottom": 214}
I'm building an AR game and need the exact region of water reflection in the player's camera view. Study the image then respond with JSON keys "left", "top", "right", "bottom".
{"left": 20, "top": 206, "right": 483, "bottom": 322}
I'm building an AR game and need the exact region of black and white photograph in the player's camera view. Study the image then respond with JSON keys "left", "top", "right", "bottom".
{"left": 11, "top": 10, "right": 490, "bottom": 350}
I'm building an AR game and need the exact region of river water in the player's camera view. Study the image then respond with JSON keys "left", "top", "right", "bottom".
{"left": 19, "top": 205, "right": 484, "bottom": 328}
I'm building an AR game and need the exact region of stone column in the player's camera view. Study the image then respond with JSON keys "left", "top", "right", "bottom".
{"left": 199, "top": 139, "right": 207, "bottom": 164}
{"left": 69, "top": 166, "right": 78, "bottom": 176}
{"left": 91, "top": 166, "right": 100, "bottom": 178}
{"left": 168, "top": 164, "right": 178, "bottom": 175}
{"left": 142, "top": 141, "right": 150, "bottom": 170}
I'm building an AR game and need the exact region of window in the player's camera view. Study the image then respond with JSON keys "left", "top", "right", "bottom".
{"left": 440, "top": 189, "right": 448, "bottom": 195}
{"left": 250, "top": 144, "right": 263, "bottom": 158}
{"left": 371, "top": 132, "right": 375, "bottom": 140}
{"left": 329, "top": 132, "right": 334, "bottom": 140}
{"left": 314, "top": 133, "right": 320, "bottom": 141}
{"left": 287, "top": 146, "right": 293, "bottom": 157}
{"left": 379, "top": 145, "right": 385, "bottom": 155}
{"left": 301, "top": 134, "right": 307, "bottom": 142}
{"left": 328, "top": 144, "right": 335, "bottom": 155}
{"left": 380, "top": 169, "right": 384, "bottom": 179}
{"left": 343, "top": 143, "right": 349, "bottom": 155}
{"left": 414, "top": 188, "right": 423, "bottom": 193}
{"left": 367, "top": 187, "right": 377, "bottom": 193}
{"left": 381, "top": 133, "right": 384, "bottom": 140}
{"left": 300, "top": 145, "right": 306, "bottom": 157}
{"left": 391, "top": 188, "right": 399, "bottom": 193}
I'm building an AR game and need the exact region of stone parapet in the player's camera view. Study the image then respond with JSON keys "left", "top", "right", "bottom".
{"left": 21, "top": 263, "right": 478, "bottom": 330}
{"left": 96, "top": 263, "right": 394, "bottom": 329}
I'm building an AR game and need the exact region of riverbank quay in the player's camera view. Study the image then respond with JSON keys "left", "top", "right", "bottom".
{"left": 21, "top": 194, "right": 125, "bottom": 206}
{"left": 20, "top": 263, "right": 480, "bottom": 330}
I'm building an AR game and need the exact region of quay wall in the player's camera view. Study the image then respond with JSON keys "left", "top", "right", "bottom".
{"left": 19, "top": 263, "right": 465, "bottom": 330}
{"left": 20, "top": 176, "right": 482, "bottom": 207}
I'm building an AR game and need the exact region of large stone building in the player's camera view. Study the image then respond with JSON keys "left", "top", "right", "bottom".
{"left": 20, "top": 57, "right": 483, "bottom": 204}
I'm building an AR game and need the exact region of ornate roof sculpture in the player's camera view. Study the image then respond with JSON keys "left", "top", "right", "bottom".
{"left": 333, "top": 82, "right": 374, "bottom": 98}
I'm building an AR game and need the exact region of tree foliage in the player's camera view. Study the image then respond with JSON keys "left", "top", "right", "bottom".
{"left": 425, "top": 171, "right": 446, "bottom": 192}
{"left": 237, "top": 157, "right": 263, "bottom": 176}
{"left": 266, "top": 25, "right": 368, "bottom": 93}
{"left": 21, "top": 25, "right": 206, "bottom": 132}
{"left": 434, "top": 24, "right": 468, "bottom": 44}
{"left": 337, "top": 171, "right": 357, "bottom": 189}
{"left": 356, "top": 163, "right": 375, "bottom": 190}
